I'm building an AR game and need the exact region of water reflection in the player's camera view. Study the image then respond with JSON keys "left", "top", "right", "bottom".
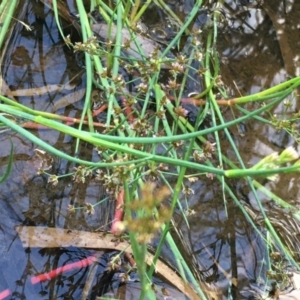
{"left": 1, "top": 0, "right": 300, "bottom": 299}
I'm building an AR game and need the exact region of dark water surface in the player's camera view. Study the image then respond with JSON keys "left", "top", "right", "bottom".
{"left": 1, "top": 0, "right": 300, "bottom": 299}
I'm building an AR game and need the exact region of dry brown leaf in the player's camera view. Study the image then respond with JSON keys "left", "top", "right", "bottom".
{"left": 231, "top": 277, "right": 238, "bottom": 287}
{"left": 15, "top": 225, "right": 218, "bottom": 300}
{"left": 52, "top": 88, "right": 86, "bottom": 112}
{"left": 5, "top": 84, "right": 76, "bottom": 97}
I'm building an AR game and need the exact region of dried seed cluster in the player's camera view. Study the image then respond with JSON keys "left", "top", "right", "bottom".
{"left": 123, "top": 182, "right": 172, "bottom": 244}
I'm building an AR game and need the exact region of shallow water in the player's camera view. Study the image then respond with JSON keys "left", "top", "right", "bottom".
{"left": 1, "top": 0, "right": 300, "bottom": 299}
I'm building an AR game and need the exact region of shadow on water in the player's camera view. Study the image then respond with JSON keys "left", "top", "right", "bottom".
{"left": 1, "top": 0, "right": 300, "bottom": 299}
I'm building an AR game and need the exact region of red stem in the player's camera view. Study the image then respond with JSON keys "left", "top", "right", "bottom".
{"left": 31, "top": 255, "right": 96, "bottom": 284}
{"left": 111, "top": 189, "right": 125, "bottom": 235}
{"left": 0, "top": 289, "right": 11, "bottom": 300}
{"left": 21, "top": 104, "right": 109, "bottom": 130}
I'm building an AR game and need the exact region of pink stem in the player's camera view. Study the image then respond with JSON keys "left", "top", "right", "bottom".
{"left": 0, "top": 289, "right": 11, "bottom": 300}
{"left": 31, "top": 255, "right": 96, "bottom": 284}
{"left": 111, "top": 189, "right": 125, "bottom": 235}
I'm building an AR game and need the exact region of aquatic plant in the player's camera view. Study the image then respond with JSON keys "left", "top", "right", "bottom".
{"left": 1, "top": 0, "right": 300, "bottom": 299}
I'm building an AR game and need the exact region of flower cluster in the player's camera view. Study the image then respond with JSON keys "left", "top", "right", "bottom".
{"left": 72, "top": 166, "right": 93, "bottom": 183}
{"left": 193, "top": 141, "right": 216, "bottom": 162}
{"left": 122, "top": 182, "right": 172, "bottom": 244}
{"left": 251, "top": 146, "right": 299, "bottom": 180}
{"left": 96, "top": 157, "right": 134, "bottom": 194}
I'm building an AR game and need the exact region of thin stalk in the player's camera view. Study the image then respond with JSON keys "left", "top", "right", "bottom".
{"left": 153, "top": 0, "right": 184, "bottom": 29}
{"left": 165, "top": 230, "right": 209, "bottom": 299}
{"left": 132, "top": 0, "right": 153, "bottom": 23}
{"left": 0, "top": 0, "right": 19, "bottom": 49}
{"left": 90, "top": 87, "right": 290, "bottom": 144}
{"left": 124, "top": 181, "right": 156, "bottom": 300}
{"left": 129, "top": 0, "right": 140, "bottom": 22}
{"left": 0, "top": 110, "right": 226, "bottom": 174}
{"left": 203, "top": 29, "right": 229, "bottom": 218}
{"left": 224, "top": 77, "right": 300, "bottom": 105}
{"left": 52, "top": 0, "right": 65, "bottom": 40}
{"left": 160, "top": 1, "right": 202, "bottom": 59}
{"left": 75, "top": 0, "right": 95, "bottom": 153}
{"left": 203, "top": 10, "right": 299, "bottom": 273}
{"left": 147, "top": 134, "right": 202, "bottom": 296}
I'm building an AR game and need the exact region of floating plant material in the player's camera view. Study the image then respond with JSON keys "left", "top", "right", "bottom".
{"left": 15, "top": 226, "right": 222, "bottom": 300}
{"left": 92, "top": 23, "right": 163, "bottom": 60}
{"left": 32, "top": 149, "right": 54, "bottom": 172}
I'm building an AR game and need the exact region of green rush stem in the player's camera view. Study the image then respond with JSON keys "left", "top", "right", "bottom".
{"left": 104, "top": 0, "right": 124, "bottom": 129}
{"left": 177, "top": 47, "right": 197, "bottom": 103}
{"left": 124, "top": 181, "right": 156, "bottom": 300}
{"left": 264, "top": 215, "right": 299, "bottom": 269}
{"left": 204, "top": 30, "right": 228, "bottom": 217}
{"left": 123, "top": 0, "right": 132, "bottom": 22}
{"left": 169, "top": 93, "right": 270, "bottom": 250}
{"left": 92, "top": 87, "right": 294, "bottom": 144}
{"left": 165, "top": 230, "right": 209, "bottom": 299}
{"left": 1, "top": 101, "right": 300, "bottom": 178}
{"left": 160, "top": 0, "right": 202, "bottom": 59}
{"left": 203, "top": 20, "right": 298, "bottom": 269}
{"left": 0, "top": 109, "right": 224, "bottom": 174}
{"left": 113, "top": 2, "right": 122, "bottom": 85}
{"left": 236, "top": 104, "right": 272, "bottom": 124}
{"left": 147, "top": 128, "right": 199, "bottom": 294}
{"left": 1, "top": 102, "right": 300, "bottom": 178}
{"left": 171, "top": 111, "right": 269, "bottom": 245}
{"left": 129, "top": 0, "right": 140, "bottom": 22}
{"left": 94, "top": 0, "right": 112, "bottom": 23}
{"left": 0, "top": 0, "right": 10, "bottom": 15}
{"left": 154, "top": 0, "right": 184, "bottom": 29}
{"left": 194, "top": 80, "right": 215, "bottom": 99}
{"left": 253, "top": 181, "right": 300, "bottom": 222}
{"left": 132, "top": 0, "right": 152, "bottom": 23}
{"left": 75, "top": 0, "right": 94, "bottom": 154}
{"left": 221, "top": 153, "right": 300, "bottom": 222}
{"left": 0, "top": 0, "right": 19, "bottom": 48}
{"left": 231, "top": 76, "right": 300, "bottom": 104}
{"left": 140, "top": 75, "right": 159, "bottom": 118}
{"left": 0, "top": 82, "right": 296, "bottom": 144}
{"left": 52, "top": 0, "right": 65, "bottom": 40}
{"left": 91, "top": 55, "right": 116, "bottom": 127}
